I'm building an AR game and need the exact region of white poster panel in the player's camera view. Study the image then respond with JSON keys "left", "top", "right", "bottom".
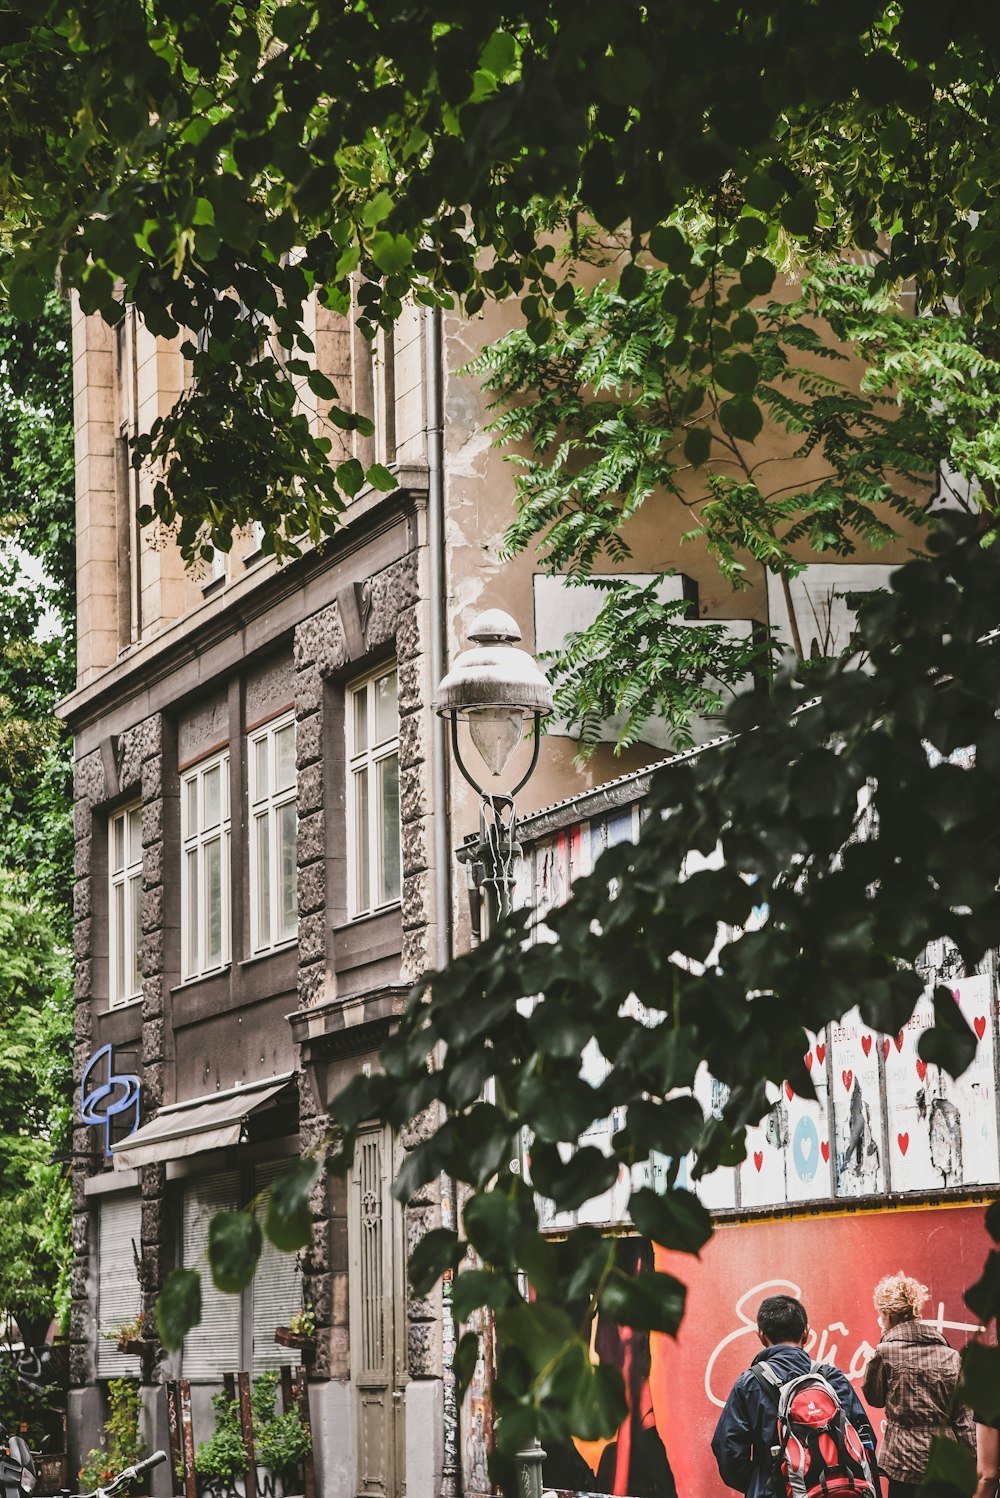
{"left": 884, "top": 974, "right": 999, "bottom": 1191}
{"left": 829, "top": 1008, "right": 887, "bottom": 1197}
{"left": 784, "top": 1030, "right": 833, "bottom": 1204}
{"left": 739, "top": 1082, "right": 791, "bottom": 1208}
{"left": 688, "top": 1064, "right": 737, "bottom": 1211}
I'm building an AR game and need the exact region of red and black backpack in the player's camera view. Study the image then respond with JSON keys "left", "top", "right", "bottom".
{"left": 751, "top": 1361, "right": 877, "bottom": 1498}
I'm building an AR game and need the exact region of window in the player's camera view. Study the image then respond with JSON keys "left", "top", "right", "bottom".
{"left": 181, "top": 1165, "right": 302, "bottom": 1379}
{"left": 248, "top": 713, "right": 297, "bottom": 954}
{"left": 97, "top": 1194, "right": 142, "bottom": 1378}
{"left": 346, "top": 667, "right": 401, "bottom": 917}
{"left": 181, "top": 751, "right": 231, "bottom": 979}
{"left": 109, "top": 804, "right": 143, "bottom": 1007}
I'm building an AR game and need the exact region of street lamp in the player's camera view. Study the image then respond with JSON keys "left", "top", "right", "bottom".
{"left": 435, "top": 608, "right": 553, "bottom": 1498}
{"left": 436, "top": 608, "right": 554, "bottom": 927}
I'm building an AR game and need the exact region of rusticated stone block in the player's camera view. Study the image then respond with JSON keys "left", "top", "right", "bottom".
{"left": 75, "top": 836, "right": 93, "bottom": 879}
{"left": 400, "top": 1105, "right": 440, "bottom": 1152}
{"left": 74, "top": 751, "right": 106, "bottom": 805}
{"left": 329, "top": 1216, "right": 349, "bottom": 1274}
{"left": 401, "top": 925, "right": 430, "bottom": 983}
{"left": 330, "top": 1271, "right": 348, "bottom": 1327}
{"left": 74, "top": 1004, "right": 93, "bottom": 1044}
{"left": 141, "top": 1198, "right": 164, "bottom": 1244}
{"left": 297, "top": 760, "right": 324, "bottom": 817}
{"left": 401, "top": 870, "right": 431, "bottom": 931}
{"left": 72, "top": 1125, "right": 92, "bottom": 1158}
{"left": 405, "top": 1203, "right": 440, "bottom": 1255}
{"left": 141, "top": 753, "right": 164, "bottom": 800}
{"left": 73, "top": 877, "right": 91, "bottom": 923}
{"left": 297, "top": 959, "right": 326, "bottom": 1008}
{"left": 297, "top": 810, "right": 325, "bottom": 864}
{"left": 397, "top": 652, "right": 424, "bottom": 716}
{"left": 407, "top": 1319, "right": 441, "bottom": 1378}
{"left": 142, "top": 798, "right": 164, "bottom": 848}
{"left": 70, "top": 1263, "right": 88, "bottom": 1301}
{"left": 294, "top": 662, "right": 323, "bottom": 718}
{"left": 295, "top": 712, "right": 322, "bottom": 769}
{"left": 298, "top": 860, "right": 325, "bottom": 916}
{"left": 308, "top": 1272, "right": 333, "bottom": 1324}
{"left": 140, "top": 714, "right": 163, "bottom": 761}
{"left": 118, "top": 728, "right": 145, "bottom": 792}
{"left": 297, "top": 910, "right": 326, "bottom": 965}
{"left": 75, "top": 960, "right": 93, "bottom": 1002}
{"left": 398, "top": 709, "right": 426, "bottom": 771}
{"left": 142, "top": 973, "right": 165, "bottom": 1019}
{"left": 140, "top": 928, "right": 164, "bottom": 977}
{"left": 363, "top": 557, "right": 418, "bottom": 650}
{"left": 142, "top": 1017, "right": 164, "bottom": 1063}
{"left": 399, "top": 762, "right": 429, "bottom": 822}
{"left": 137, "top": 1244, "right": 163, "bottom": 1291}
{"left": 143, "top": 839, "right": 163, "bottom": 889}
{"left": 302, "top": 1218, "right": 331, "bottom": 1275}
{"left": 74, "top": 917, "right": 92, "bottom": 961}
{"left": 69, "top": 1344, "right": 90, "bottom": 1388}
{"left": 143, "top": 1062, "right": 165, "bottom": 1111}
{"left": 141, "top": 886, "right": 163, "bottom": 935}
{"left": 71, "top": 1214, "right": 90, "bottom": 1257}
{"left": 395, "top": 603, "right": 419, "bottom": 665}
{"left": 72, "top": 1174, "right": 87, "bottom": 1212}
{"left": 401, "top": 814, "right": 428, "bottom": 877}
{"left": 141, "top": 1162, "right": 166, "bottom": 1198}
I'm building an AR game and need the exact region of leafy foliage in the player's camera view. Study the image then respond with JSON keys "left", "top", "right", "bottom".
{"left": 78, "top": 1378, "right": 145, "bottom": 1490}
{"left": 193, "top": 1391, "right": 247, "bottom": 1485}
{"left": 6, "top": 3, "right": 1000, "bottom": 560}
{"left": 328, "top": 514, "right": 1000, "bottom": 1492}
{"left": 251, "top": 1371, "right": 312, "bottom": 1477}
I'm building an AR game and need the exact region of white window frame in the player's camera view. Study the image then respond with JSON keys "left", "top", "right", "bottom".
{"left": 180, "top": 749, "right": 232, "bottom": 980}
{"left": 346, "top": 665, "right": 401, "bottom": 919}
{"left": 109, "top": 803, "right": 143, "bottom": 1008}
{"left": 247, "top": 711, "right": 298, "bottom": 955}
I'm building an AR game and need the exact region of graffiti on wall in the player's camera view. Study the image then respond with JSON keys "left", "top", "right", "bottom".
{"left": 543, "top": 1205, "right": 992, "bottom": 1498}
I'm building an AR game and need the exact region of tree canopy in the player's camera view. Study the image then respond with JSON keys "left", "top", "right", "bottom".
{"left": 6, "top": 0, "right": 1000, "bottom": 1488}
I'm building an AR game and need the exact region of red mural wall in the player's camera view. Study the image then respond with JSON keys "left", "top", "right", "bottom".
{"left": 546, "top": 1203, "right": 993, "bottom": 1498}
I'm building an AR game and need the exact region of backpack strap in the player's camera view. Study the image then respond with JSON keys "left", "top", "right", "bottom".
{"left": 749, "top": 1362, "right": 786, "bottom": 1402}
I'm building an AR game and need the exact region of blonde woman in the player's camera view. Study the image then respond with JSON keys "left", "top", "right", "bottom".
{"left": 863, "top": 1271, "right": 975, "bottom": 1498}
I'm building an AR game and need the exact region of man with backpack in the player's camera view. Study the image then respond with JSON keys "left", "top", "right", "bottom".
{"left": 712, "top": 1293, "right": 878, "bottom": 1498}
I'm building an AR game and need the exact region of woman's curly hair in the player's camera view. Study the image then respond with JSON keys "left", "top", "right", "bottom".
{"left": 874, "top": 1270, "right": 928, "bottom": 1322}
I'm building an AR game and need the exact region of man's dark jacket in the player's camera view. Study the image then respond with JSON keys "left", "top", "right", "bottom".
{"left": 711, "top": 1343, "right": 877, "bottom": 1498}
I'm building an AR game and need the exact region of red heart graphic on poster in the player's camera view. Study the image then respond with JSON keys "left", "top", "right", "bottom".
{"left": 975, "top": 1015, "right": 987, "bottom": 1040}
{"left": 805, "top": 1051, "right": 813, "bottom": 1072}
{"left": 895, "top": 1031, "right": 905, "bottom": 1051}
{"left": 753, "top": 1151, "right": 763, "bottom": 1172}
{"left": 821, "top": 1141, "right": 830, "bottom": 1162}
{"left": 883, "top": 1038, "right": 890, "bottom": 1059}
{"left": 898, "top": 1132, "right": 909, "bottom": 1156}
{"left": 916, "top": 1059, "right": 928, "bottom": 1081}
{"left": 861, "top": 1035, "right": 872, "bottom": 1057}
{"left": 842, "top": 1069, "right": 853, "bottom": 1092}
{"left": 785, "top": 1081, "right": 794, "bottom": 1101}
{"left": 816, "top": 1042, "right": 826, "bottom": 1064}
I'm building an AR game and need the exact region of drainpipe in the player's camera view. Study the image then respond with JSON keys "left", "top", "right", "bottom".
{"left": 425, "top": 303, "right": 459, "bottom": 1498}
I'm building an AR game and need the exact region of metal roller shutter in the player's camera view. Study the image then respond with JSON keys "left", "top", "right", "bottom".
{"left": 97, "top": 1195, "right": 142, "bottom": 1378}
{"left": 181, "top": 1170, "right": 242, "bottom": 1379}
{"left": 251, "top": 1161, "right": 304, "bottom": 1376}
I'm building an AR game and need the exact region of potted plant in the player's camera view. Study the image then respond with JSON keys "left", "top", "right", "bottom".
{"left": 193, "top": 1391, "right": 247, "bottom": 1498}
{"left": 251, "top": 1373, "right": 311, "bottom": 1498}
{"left": 273, "top": 1306, "right": 315, "bottom": 1355}
{"left": 100, "top": 1313, "right": 146, "bottom": 1356}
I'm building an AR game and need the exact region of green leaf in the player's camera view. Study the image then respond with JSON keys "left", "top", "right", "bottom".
{"left": 480, "top": 30, "right": 516, "bottom": 77}
{"left": 781, "top": 190, "right": 817, "bottom": 237}
{"left": 600, "top": 1268, "right": 686, "bottom": 1334}
{"left": 628, "top": 1187, "right": 713, "bottom": 1254}
{"left": 743, "top": 169, "right": 783, "bottom": 212}
{"left": 463, "top": 1189, "right": 533, "bottom": 1266}
{"left": 208, "top": 1211, "right": 263, "bottom": 1293}
{"left": 960, "top": 1343, "right": 1000, "bottom": 1425}
{"left": 740, "top": 257, "right": 776, "bottom": 296}
{"left": 361, "top": 190, "right": 394, "bottom": 229}
{"left": 157, "top": 1268, "right": 202, "bottom": 1350}
{"left": 409, "top": 1227, "right": 461, "bottom": 1295}
{"left": 264, "top": 1157, "right": 320, "bottom": 1251}
{"left": 454, "top": 1331, "right": 480, "bottom": 1400}
{"left": 370, "top": 232, "right": 413, "bottom": 275}
{"left": 921, "top": 1433, "right": 977, "bottom": 1498}
{"left": 366, "top": 462, "right": 397, "bottom": 491}
{"left": 715, "top": 352, "right": 759, "bottom": 395}
{"left": 568, "top": 1361, "right": 627, "bottom": 1441}
{"left": 306, "top": 368, "right": 338, "bottom": 401}
{"left": 452, "top": 1267, "right": 516, "bottom": 1321}
{"left": 719, "top": 395, "right": 763, "bottom": 441}
{"left": 684, "top": 427, "right": 712, "bottom": 467}
{"left": 336, "top": 458, "right": 366, "bottom": 496}
{"left": 648, "top": 225, "right": 688, "bottom": 267}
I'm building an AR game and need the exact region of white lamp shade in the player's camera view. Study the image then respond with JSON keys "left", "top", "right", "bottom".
{"left": 467, "top": 706, "right": 526, "bottom": 777}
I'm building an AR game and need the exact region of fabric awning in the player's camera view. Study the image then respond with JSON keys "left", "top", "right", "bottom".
{"left": 111, "top": 1073, "right": 294, "bottom": 1170}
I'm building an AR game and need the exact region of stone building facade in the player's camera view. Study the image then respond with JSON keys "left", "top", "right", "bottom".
{"left": 63, "top": 279, "right": 928, "bottom": 1498}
